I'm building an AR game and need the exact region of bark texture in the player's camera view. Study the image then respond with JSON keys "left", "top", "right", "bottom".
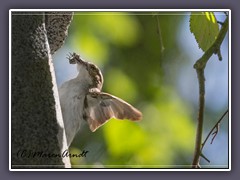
{"left": 11, "top": 11, "right": 73, "bottom": 168}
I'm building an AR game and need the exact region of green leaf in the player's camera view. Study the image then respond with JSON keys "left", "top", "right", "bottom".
{"left": 190, "top": 12, "right": 219, "bottom": 52}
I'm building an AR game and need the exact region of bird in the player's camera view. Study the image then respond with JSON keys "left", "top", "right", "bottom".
{"left": 59, "top": 52, "right": 142, "bottom": 146}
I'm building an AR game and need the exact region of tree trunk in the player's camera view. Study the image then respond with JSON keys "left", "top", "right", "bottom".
{"left": 11, "top": 11, "right": 72, "bottom": 168}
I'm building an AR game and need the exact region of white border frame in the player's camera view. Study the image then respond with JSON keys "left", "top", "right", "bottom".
{"left": 9, "top": 9, "right": 231, "bottom": 171}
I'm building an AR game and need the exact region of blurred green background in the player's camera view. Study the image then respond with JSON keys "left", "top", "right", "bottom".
{"left": 53, "top": 11, "right": 229, "bottom": 168}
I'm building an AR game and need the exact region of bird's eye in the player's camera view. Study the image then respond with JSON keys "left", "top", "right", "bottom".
{"left": 89, "top": 65, "right": 96, "bottom": 72}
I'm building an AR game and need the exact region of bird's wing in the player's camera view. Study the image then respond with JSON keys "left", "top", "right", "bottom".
{"left": 84, "top": 91, "right": 142, "bottom": 132}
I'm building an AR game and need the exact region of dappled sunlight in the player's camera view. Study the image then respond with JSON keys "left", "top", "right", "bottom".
{"left": 53, "top": 11, "right": 228, "bottom": 168}
{"left": 69, "top": 12, "right": 141, "bottom": 65}
{"left": 101, "top": 85, "right": 195, "bottom": 167}
{"left": 104, "top": 68, "right": 138, "bottom": 103}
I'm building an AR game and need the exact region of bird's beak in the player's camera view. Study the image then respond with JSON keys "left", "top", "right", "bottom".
{"left": 68, "top": 52, "right": 87, "bottom": 66}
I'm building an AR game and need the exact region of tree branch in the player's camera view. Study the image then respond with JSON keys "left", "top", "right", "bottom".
{"left": 192, "top": 68, "right": 205, "bottom": 168}
{"left": 192, "top": 16, "right": 228, "bottom": 168}
{"left": 193, "top": 16, "right": 228, "bottom": 70}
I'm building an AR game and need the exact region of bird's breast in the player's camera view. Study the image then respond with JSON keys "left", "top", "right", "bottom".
{"left": 59, "top": 78, "right": 88, "bottom": 146}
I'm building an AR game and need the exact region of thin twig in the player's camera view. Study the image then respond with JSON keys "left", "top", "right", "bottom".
{"left": 156, "top": 15, "right": 165, "bottom": 54}
{"left": 216, "top": 49, "right": 223, "bottom": 61}
{"left": 210, "top": 123, "right": 220, "bottom": 144}
{"left": 191, "top": 16, "right": 228, "bottom": 168}
{"left": 201, "top": 110, "right": 228, "bottom": 151}
{"left": 217, "top": 21, "right": 224, "bottom": 26}
{"left": 200, "top": 153, "right": 210, "bottom": 163}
